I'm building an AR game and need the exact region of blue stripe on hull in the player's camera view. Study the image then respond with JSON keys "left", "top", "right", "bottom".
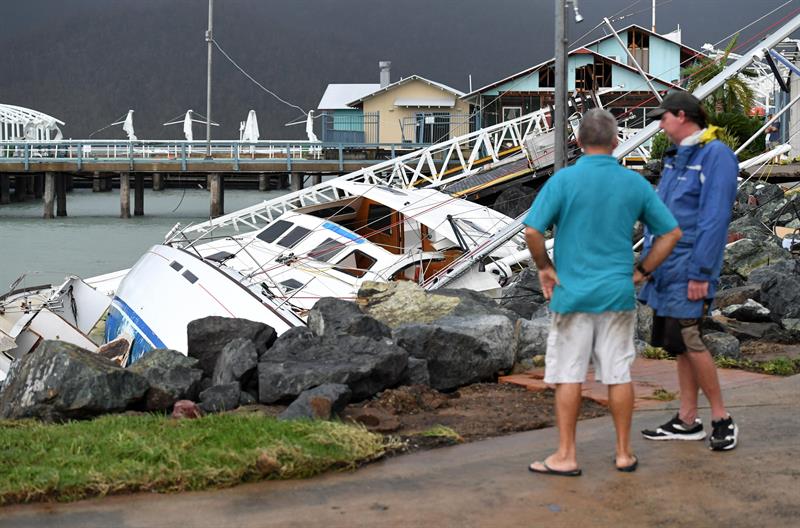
{"left": 105, "top": 297, "right": 167, "bottom": 365}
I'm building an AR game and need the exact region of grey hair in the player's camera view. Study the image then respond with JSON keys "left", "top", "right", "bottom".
{"left": 577, "top": 108, "right": 618, "bottom": 148}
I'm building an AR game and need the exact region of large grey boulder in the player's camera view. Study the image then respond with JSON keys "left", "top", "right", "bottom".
{"left": 721, "top": 299, "right": 772, "bottom": 323}
{"left": 760, "top": 272, "right": 800, "bottom": 319}
{"left": 516, "top": 317, "right": 550, "bottom": 360}
{"left": 636, "top": 302, "right": 654, "bottom": 342}
{"left": 278, "top": 383, "right": 352, "bottom": 420}
{"left": 211, "top": 338, "right": 258, "bottom": 387}
{"left": 400, "top": 357, "right": 430, "bottom": 386}
{"left": 393, "top": 314, "right": 516, "bottom": 391}
{"left": 127, "top": 349, "right": 203, "bottom": 411}
{"left": 498, "top": 268, "right": 546, "bottom": 320}
{"left": 746, "top": 258, "right": 798, "bottom": 285}
{"left": 703, "top": 332, "right": 740, "bottom": 359}
{"left": 713, "top": 284, "right": 761, "bottom": 310}
{"left": 359, "top": 281, "right": 518, "bottom": 390}
{"left": 726, "top": 215, "right": 778, "bottom": 244}
{"left": 198, "top": 382, "right": 241, "bottom": 413}
{"left": 307, "top": 297, "right": 391, "bottom": 339}
{"left": 257, "top": 333, "right": 408, "bottom": 403}
{"left": 358, "top": 281, "right": 514, "bottom": 328}
{"left": 187, "top": 317, "right": 277, "bottom": 377}
{"left": 709, "top": 317, "right": 786, "bottom": 341}
{"left": 0, "top": 340, "right": 148, "bottom": 421}
{"left": 723, "top": 238, "right": 791, "bottom": 279}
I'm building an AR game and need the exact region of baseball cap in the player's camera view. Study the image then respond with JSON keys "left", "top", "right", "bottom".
{"left": 648, "top": 91, "right": 703, "bottom": 121}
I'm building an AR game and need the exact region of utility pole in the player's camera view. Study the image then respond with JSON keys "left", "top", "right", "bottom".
{"left": 554, "top": 0, "right": 568, "bottom": 171}
{"left": 205, "top": 0, "right": 214, "bottom": 158}
{"left": 652, "top": 0, "right": 656, "bottom": 32}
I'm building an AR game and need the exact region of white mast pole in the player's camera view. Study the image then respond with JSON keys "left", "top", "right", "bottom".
{"left": 652, "top": 0, "right": 656, "bottom": 32}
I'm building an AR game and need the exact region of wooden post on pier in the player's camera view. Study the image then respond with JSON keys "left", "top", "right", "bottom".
{"left": 209, "top": 173, "right": 223, "bottom": 218}
{"left": 134, "top": 174, "right": 144, "bottom": 216}
{"left": 43, "top": 172, "right": 55, "bottom": 219}
{"left": 65, "top": 175, "right": 74, "bottom": 192}
{"left": 34, "top": 174, "right": 43, "bottom": 199}
{"left": 311, "top": 174, "right": 322, "bottom": 186}
{"left": 0, "top": 175, "right": 10, "bottom": 204}
{"left": 92, "top": 171, "right": 102, "bottom": 192}
{"left": 120, "top": 172, "right": 130, "bottom": 219}
{"left": 152, "top": 172, "right": 164, "bottom": 191}
{"left": 278, "top": 174, "right": 289, "bottom": 189}
{"left": 258, "top": 173, "right": 268, "bottom": 191}
{"left": 290, "top": 173, "right": 304, "bottom": 192}
{"left": 56, "top": 174, "right": 67, "bottom": 217}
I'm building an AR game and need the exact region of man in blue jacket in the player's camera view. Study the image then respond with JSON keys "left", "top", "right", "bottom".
{"left": 525, "top": 109, "right": 681, "bottom": 476}
{"left": 639, "top": 92, "right": 740, "bottom": 451}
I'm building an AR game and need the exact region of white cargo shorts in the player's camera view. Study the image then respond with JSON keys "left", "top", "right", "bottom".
{"left": 544, "top": 310, "right": 636, "bottom": 385}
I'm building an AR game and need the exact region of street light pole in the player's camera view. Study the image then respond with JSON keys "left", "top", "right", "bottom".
{"left": 554, "top": 0, "right": 568, "bottom": 171}
{"left": 205, "top": 0, "right": 214, "bottom": 158}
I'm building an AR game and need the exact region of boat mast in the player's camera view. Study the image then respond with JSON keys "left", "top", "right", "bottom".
{"left": 205, "top": 0, "right": 214, "bottom": 158}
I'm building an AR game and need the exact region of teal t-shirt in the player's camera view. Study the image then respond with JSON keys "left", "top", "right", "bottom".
{"left": 523, "top": 154, "right": 677, "bottom": 313}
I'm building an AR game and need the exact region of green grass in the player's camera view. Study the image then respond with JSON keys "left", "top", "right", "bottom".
{"left": 715, "top": 355, "right": 800, "bottom": 376}
{"left": 641, "top": 346, "right": 672, "bottom": 360}
{"left": 0, "top": 413, "right": 399, "bottom": 505}
{"left": 420, "top": 425, "right": 463, "bottom": 443}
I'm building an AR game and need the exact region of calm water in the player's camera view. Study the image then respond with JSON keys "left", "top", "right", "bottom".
{"left": 0, "top": 188, "right": 286, "bottom": 291}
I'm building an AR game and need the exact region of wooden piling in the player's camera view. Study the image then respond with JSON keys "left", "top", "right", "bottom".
{"left": 120, "top": 172, "right": 130, "bottom": 219}
{"left": 0, "top": 175, "right": 10, "bottom": 204}
{"left": 56, "top": 174, "right": 67, "bottom": 217}
{"left": 209, "top": 173, "right": 223, "bottom": 218}
{"left": 43, "top": 172, "right": 55, "bottom": 219}
{"left": 290, "top": 173, "right": 304, "bottom": 192}
{"left": 92, "top": 172, "right": 102, "bottom": 192}
{"left": 311, "top": 174, "right": 322, "bottom": 186}
{"left": 258, "top": 173, "right": 268, "bottom": 191}
{"left": 152, "top": 172, "right": 164, "bottom": 191}
{"left": 65, "top": 175, "right": 74, "bottom": 192}
{"left": 34, "top": 174, "right": 43, "bottom": 199}
{"left": 134, "top": 174, "right": 144, "bottom": 216}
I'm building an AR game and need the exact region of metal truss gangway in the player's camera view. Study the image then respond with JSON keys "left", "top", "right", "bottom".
{"left": 173, "top": 100, "right": 573, "bottom": 241}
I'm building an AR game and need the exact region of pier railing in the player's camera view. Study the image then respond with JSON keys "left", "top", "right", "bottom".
{"left": 0, "top": 140, "right": 429, "bottom": 172}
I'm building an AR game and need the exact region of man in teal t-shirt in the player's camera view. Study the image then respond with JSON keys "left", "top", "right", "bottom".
{"left": 524, "top": 109, "right": 681, "bottom": 477}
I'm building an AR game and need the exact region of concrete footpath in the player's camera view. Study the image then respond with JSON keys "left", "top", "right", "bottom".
{"left": 1, "top": 375, "right": 798, "bottom": 528}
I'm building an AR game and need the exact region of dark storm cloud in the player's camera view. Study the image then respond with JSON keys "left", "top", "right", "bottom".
{"left": 0, "top": 0, "right": 795, "bottom": 139}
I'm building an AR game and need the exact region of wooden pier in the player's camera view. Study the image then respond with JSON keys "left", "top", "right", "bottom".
{"left": 0, "top": 139, "right": 433, "bottom": 218}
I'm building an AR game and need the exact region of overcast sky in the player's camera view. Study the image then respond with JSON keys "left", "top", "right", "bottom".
{"left": 1, "top": 0, "right": 797, "bottom": 139}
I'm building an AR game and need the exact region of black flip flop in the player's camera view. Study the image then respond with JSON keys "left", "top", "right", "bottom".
{"left": 528, "top": 461, "right": 582, "bottom": 477}
{"left": 615, "top": 456, "right": 638, "bottom": 472}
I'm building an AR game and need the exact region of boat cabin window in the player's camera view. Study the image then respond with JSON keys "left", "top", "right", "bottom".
{"left": 280, "top": 278, "right": 304, "bottom": 292}
{"left": 257, "top": 220, "right": 293, "bottom": 244}
{"left": 367, "top": 204, "right": 392, "bottom": 233}
{"left": 205, "top": 251, "right": 235, "bottom": 263}
{"left": 308, "top": 237, "right": 344, "bottom": 262}
{"left": 306, "top": 205, "right": 356, "bottom": 219}
{"left": 333, "top": 250, "right": 377, "bottom": 278}
{"left": 277, "top": 226, "right": 311, "bottom": 248}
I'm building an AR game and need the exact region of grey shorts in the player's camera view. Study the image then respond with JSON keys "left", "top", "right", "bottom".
{"left": 544, "top": 310, "right": 636, "bottom": 385}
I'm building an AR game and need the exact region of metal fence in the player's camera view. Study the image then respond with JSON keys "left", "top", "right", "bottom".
{"left": 400, "top": 113, "right": 474, "bottom": 144}
{"left": 320, "top": 112, "right": 379, "bottom": 143}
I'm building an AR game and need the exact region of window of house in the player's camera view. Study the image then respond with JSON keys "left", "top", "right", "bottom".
{"left": 627, "top": 29, "right": 650, "bottom": 72}
{"left": 502, "top": 106, "right": 522, "bottom": 121}
{"left": 539, "top": 66, "right": 555, "bottom": 88}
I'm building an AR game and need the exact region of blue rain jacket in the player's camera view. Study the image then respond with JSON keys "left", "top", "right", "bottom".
{"left": 638, "top": 128, "right": 738, "bottom": 318}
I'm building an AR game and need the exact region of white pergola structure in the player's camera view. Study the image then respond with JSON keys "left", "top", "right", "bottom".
{"left": 0, "top": 104, "right": 64, "bottom": 142}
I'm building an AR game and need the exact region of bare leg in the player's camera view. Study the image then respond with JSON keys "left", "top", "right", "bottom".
{"left": 530, "top": 383, "right": 582, "bottom": 472}
{"left": 683, "top": 349, "right": 727, "bottom": 421}
{"left": 608, "top": 382, "right": 636, "bottom": 468}
{"left": 677, "top": 354, "right": 699, "bottom": 423}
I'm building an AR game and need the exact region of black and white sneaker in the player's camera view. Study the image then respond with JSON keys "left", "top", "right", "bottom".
{"left": 641, "top": 413, "right": 706, "bottom": 441}
{"left": 709, "top": 415, "right": 738, "bottom": 451}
